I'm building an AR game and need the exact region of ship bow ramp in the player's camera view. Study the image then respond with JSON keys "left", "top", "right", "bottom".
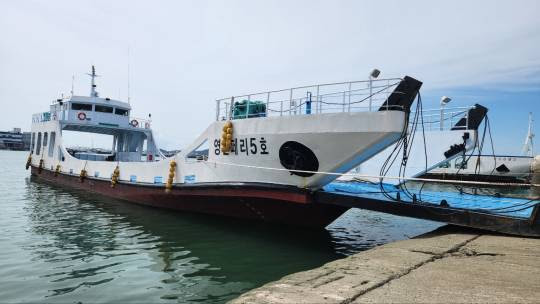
{"left": 188, "top": 76, "right": 423, "bottom": 189}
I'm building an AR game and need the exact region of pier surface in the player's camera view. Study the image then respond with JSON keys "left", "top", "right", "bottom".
{"left": 230, "top": 226, "right": 540, "bottom": 304}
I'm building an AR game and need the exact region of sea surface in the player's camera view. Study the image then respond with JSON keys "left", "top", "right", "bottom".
{"left": 0, "top": 150, "right": 444, "bottom": 303}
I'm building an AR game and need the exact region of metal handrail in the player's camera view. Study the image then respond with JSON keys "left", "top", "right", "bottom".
{"left": 215, "top": 78, "right": 403, "bottom": 121}
{"left": 412, "top": 106, "right": 475, "bottom": 131}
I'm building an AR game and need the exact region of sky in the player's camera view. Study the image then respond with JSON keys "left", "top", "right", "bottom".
{"left": 1, "top": 0, "right": 538, "bottom": 154}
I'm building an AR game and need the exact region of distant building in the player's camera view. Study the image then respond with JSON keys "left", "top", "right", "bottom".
{"left": 0, "top": 128, "right": 31, "bottom": 151}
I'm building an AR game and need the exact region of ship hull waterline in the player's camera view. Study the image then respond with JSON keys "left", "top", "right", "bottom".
{"left": 30, "top": 166, "right": 349, "bottom": 228}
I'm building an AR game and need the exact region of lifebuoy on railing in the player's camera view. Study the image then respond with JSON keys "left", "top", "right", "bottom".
{"left": 77, "top": 112, "right": 87, "bottom": 120}
{"left": 130, "top": 120, "right": 139, "bottom": 127}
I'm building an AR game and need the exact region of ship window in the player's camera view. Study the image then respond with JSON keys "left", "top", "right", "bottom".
{"left": 43, "top": 132, "right": 48, "bottom": 147}
{"left": 31, "top": 132, "right": 35, "bottom": 152}
{"left": 48, "top": 132, "right": 56, "bottom": 157}
{"left": 72, "top": 103, "right": 93, "bottom": 111}
{"left": 36, "top": 132, "right": 42, "bottom": 155}
{"left": 115, "top": 108, "right": 129, "bottom": 116}
{"left": 95, "top": 105, "right": 113, "bottom": 113}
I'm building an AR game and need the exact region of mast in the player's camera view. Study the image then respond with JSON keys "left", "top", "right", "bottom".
{"left": 522, "top": 112, "right": 534, "bottom": 157}
{"left": 127, "top": 48, "right": 131, "bottom": 104}
{"left": 87, "top": 65, "right": 100, "bottom": 97}
{"left": 71, "top": 74, "right": 75, "bottom": 96}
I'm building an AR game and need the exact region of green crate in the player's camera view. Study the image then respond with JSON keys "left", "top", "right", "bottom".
{"left": 232, "top": 100, "right": 267, "bottom": 119}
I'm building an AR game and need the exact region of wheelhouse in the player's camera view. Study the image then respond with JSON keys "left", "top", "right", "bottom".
{"left": 30, "top": 67, "right": 162, "bottom": 163}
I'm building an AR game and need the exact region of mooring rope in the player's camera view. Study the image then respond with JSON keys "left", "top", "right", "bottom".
{"left": 203, "top": 159, "right": 540, "bottom": 188}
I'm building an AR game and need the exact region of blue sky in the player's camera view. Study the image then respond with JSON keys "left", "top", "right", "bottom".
{"left": 1, "top": 0, "right": 538, "bottom": 154}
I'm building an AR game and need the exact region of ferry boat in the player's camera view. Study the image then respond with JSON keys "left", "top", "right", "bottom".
{"left": 424, "top": 154, "right": 534, "bottom": 183}
{"left": 27, "top": 66, "right": 422, "bottom": 228}
{"left": 423, "top": 113, "right": 535, "bottom": 183}
{"left": 342, "top": 103, "right": 488, "bottom": 184}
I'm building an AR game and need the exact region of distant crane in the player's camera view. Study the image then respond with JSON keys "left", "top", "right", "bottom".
{"left": 522, "top": 112, "right": 534, "bottom": 157}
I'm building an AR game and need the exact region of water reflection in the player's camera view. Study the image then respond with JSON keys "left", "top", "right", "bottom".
{"left": 23, "top": 177, "right": 340, "bottom": 303}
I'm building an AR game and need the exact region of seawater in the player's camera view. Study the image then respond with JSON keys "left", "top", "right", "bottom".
{"left": 0, "top": 150, "right": 440, "bottom": 303}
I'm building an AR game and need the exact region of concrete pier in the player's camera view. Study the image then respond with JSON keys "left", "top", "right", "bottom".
{"left": 230, "top": 226, "right": 540, "bottom": 304}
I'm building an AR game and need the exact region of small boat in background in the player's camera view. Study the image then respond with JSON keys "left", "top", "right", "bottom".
{"left": 27, "top": 66, "right": 422, "bottom": 228}
{"left": 423, "top": 112, "right": 535, "bottom": 184}
{"left": 341, "top": 102, "right": 489, "bottom": 185}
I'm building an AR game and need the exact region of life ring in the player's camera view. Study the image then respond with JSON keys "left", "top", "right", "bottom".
{"left": 130, "top": 120, "right": 139, "bottom": 127}
{"left": 77, "top": 112, "right": 87, "bottom": 120}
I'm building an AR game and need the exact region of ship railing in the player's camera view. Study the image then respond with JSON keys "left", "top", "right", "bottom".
{"left": 32, "top": 112, "right": 52, "bottom": 123}
{"left": 412, "top": 106, "right": 475, "bottom": 131}
{"left": 215, "top": 78, "right": 403, "bottom": 121}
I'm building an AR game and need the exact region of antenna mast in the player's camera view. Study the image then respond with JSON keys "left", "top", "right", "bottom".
{"left": 71, "top": 74, "right": 75, "bottom": 96}
{"left": 522, "top": 112, "right": 534, "bottom": 157}
{"left": 127, "top": 48, "right": 131, "bottom": 104}
{"left": 86, "top": 65, "right": 100, "bottom": 97}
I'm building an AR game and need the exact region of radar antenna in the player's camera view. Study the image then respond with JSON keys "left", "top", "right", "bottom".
{"left": 87, "top": 65, "right": 100, "bottom": 97}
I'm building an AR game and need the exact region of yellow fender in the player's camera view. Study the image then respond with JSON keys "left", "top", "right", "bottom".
{"left": 165, "top": 160, "right": 177, "bottom": 193}
{"left": 111, "top": 166, "right": 120, "bottom": 188}
{"left": 25, "top": 154, "right": 32, "bottom": 170}
{"left": 80, "top": 169, "right": 87, "bottom": 183}
{"left": 220, "top": 121, "right": 234, "bottom": 153}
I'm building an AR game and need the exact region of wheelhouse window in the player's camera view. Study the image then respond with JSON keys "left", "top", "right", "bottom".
{"left": 115, "top": 108, "right": 129, "bottom": 116}
{"left": 95, "top": 105, "right": 113, "bottom": 113}
{"left": 71, "top": 103, "right": 93, "bottom": 111}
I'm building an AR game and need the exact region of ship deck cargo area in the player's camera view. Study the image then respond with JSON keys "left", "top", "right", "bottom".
{"left": 317, "top": 181, "right": 540, "bottom": 237}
